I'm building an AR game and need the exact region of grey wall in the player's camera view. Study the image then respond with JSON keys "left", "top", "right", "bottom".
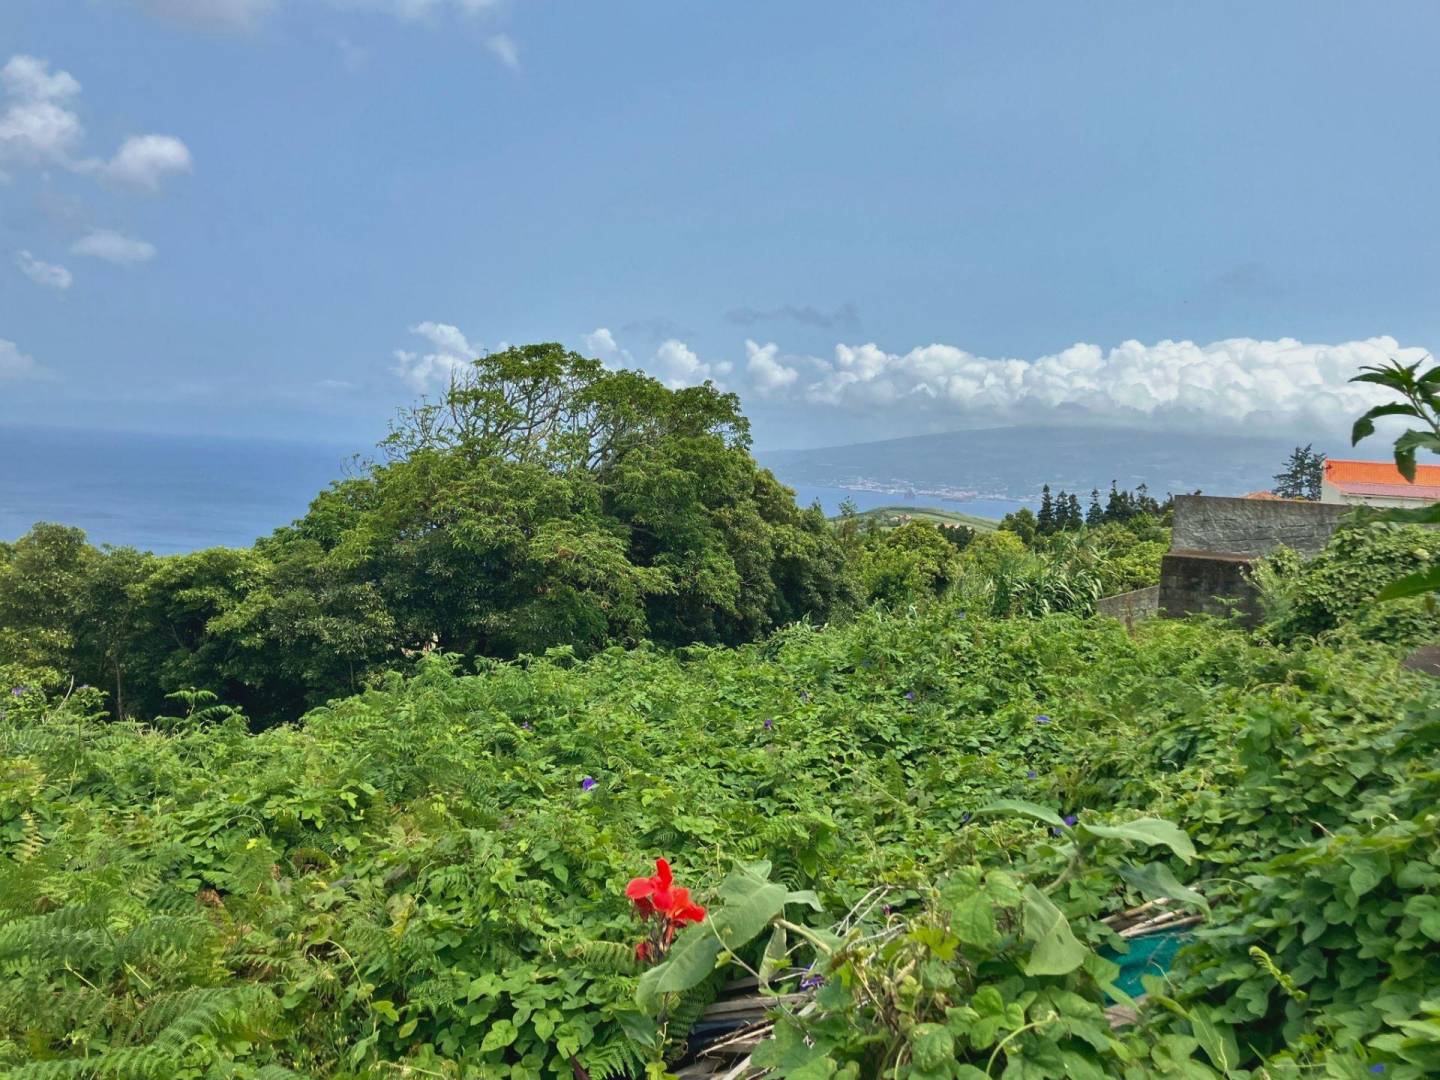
{"left": 1171, "top": 495, "right": 1351, "bottom": 558}
{"left": 1159, "top": 551, "right": 1262, "bottom": 624}
{"left": 1096, "top": 585, "right": 1159, "bottom": 627}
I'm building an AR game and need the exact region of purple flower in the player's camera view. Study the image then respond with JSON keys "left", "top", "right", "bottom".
{"left": 580, "top": 777, "right": 596, "bottom": 792}
{"left": 1063, "top": 814, "right": 1078, "bottom": 826}
{"left": 960, "top": 812, "right": 972, "bottom": 824}
{"left": 520, "top": 722, "right": 532, "bottom": 730}
{"left": 882, "top": 904, "right": 892, "bottom": 916}
{"left": 1035, "top": 714, "right": 1051, "bottom": 724}
{"left": 904, "top": 690, "right": 916, "bottom": 701}
{"left": 799, "top": 968, "right": 824, "bottom": 991}
{"left": 957, "top": 610, "right": 966, "bottom": 619}
{"left": 763, "top": 717, "right": 773, "bottom": 730}
{"left": 1370, "top": 1067, "right": 1385, "bottom": 1075}
{"left": 1026, "top": 770, "right": 1037, "bottom": 780}
{"left": 10, "top": 687, "right": 26, "bottom": 697}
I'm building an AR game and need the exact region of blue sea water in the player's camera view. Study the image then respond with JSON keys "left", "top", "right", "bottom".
{"left": 0, "top": 426, "right": 358, "bottom": 554}
{"left": 0, "top": 426, "right": 1027, "bottom": 555}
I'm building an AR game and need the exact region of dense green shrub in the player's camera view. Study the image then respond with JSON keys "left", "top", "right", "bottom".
{"left": 4, "top": 599, "right": 1438, "bottom": 1076}
{"left": 1253, "top": 522, "right": 1440, "bottom": 647}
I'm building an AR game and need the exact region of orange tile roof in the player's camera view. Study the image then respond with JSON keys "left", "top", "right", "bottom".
{"left": 1325, "top": 458, "right": 1440, "bottom": 486}
{"left": 1324, "top": 458, "right": 1440, "bottom": 500}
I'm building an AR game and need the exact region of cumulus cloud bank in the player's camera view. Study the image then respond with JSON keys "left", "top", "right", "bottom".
{"left": 585, "top": 327, "right": 1425, "bottom": 437}
{"left": 761, "top": 336, "right": 1418, "bottom": 433}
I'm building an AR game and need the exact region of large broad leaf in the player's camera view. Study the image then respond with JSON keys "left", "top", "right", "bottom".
{"left": 1118, "top": 862, "right": 1208, "bottom": 912}
{"left": 1391, "top": 430, "right": 1440, "bottom": 482}
{"left": 1352, "top": 402, "right": 1423, "bottom": 445}
{"left": 1377, "top": 564, "right": 1440, "bottom": 601}
{"left": 1022, "top": 885, "right": 1087, "bottom": 976}
{"left": 1077, "top": 818, "right": 1196, "bottom": 864}
{"left": 972, "top": 799, "right": 1066, "bottom": 830}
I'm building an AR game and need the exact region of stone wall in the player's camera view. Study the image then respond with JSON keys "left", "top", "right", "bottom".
{"left": 1095, "top": 585, "right": 1160, "bottom": 627}
{"left": 1170, "top": 494, "right": 1351, "bottom": 557}
{"left": 1159, "top": 550, "right": 1262, "bottom": 624}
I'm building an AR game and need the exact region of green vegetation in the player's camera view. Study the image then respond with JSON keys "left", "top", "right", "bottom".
{"left": 3, "top": 345, "right": 1440, "bottom": 1078}
{"left": 0, "top": 346, "right": 852, "bottom": 726}
{"left": 831, "top": 504, "right": 998, "bottom": 532}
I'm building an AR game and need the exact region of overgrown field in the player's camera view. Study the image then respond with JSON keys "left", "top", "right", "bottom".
{"left": 4, "top": 592, "right": 1438, "bottom": 1078}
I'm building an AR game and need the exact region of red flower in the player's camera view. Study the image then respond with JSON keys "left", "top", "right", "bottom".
{"left": 626, "top": 858, "right": 674, "bottom": 913}
{"left": 627, "top": 857, "right": 707, "bottom": 965}
{"left": 671, "top": 896, "right": 707, "bottom": 927}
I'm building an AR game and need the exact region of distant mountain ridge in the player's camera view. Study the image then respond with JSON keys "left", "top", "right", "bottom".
{"left": 758, "top": 425, "right": 1332, "bottom": 504}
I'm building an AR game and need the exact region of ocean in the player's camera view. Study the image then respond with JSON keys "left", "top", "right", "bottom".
{"left": 0, "top": 426, "right": 359, "bottom": 554}
{"left": 0, "top": 426, "right": 1026, "bottom": 555}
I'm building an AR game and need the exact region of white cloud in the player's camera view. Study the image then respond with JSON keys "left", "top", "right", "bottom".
{"left": 392, "top": 321, "right": 478, "bottom": 392}
{"left": 485, "top": 33, "right": 520, "bottom": 69}
{"left": 15, "top": 250, "right": 72, "bottom": 290}
{"left": 583, "top": 327, "right": 619, "bottom": 356}
{"left": 0, "top": 57, "right": 84, "bottom": 167}
{"left": 137, "top": 0, "right": 276, "bottom": 29}
{"left": 0, "top": 55, "right": 192, "bottom": 195}
{"left": 71, "top": 229, "right": 157, "bottom": 266}
{"left": 651, "top": 339, "right": 729, "bottom": 389}
{"left": 744, "top": 339, "right": 799, "bottom": 395}
{"left": 102, "top": 134, "right": 193, "bottom": 191}
{"left": 1, "top": 55, "right": 81, "bottom": 102}
{"left": 0, "top": 339, "right": 42, "bottom": 380}
{"left": 768, "top": 335, "right": 1422, "bottom": 434}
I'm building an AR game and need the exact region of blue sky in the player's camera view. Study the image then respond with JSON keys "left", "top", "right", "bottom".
{"left": 3, "top": 1, "right": 1438, "bottom": 451}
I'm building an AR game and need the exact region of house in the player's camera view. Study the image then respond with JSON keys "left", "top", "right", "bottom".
{"left": 1320, "top": 459, "right": 1440, "bottom": 508}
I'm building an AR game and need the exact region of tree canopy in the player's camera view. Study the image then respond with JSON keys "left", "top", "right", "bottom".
{"left": 0, "top": 345, "right": 852, "bottom": 724}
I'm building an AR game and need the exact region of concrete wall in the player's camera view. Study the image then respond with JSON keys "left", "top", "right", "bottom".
{"left": 1159, "top": 551, "right": 1262, "bottom": 624}
{"left": 1096, "top": 585, "right": 1160, "bottom": 628}
{"left": 1320, "top": 480, "right": 1434, "bottom": 508}
{"left": 1171, "top": 494, "right": 1351, "bottom": 557}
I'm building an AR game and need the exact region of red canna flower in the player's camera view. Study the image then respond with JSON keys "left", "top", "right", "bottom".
{"left": 627, "top": 857, "right": 707, "bottom": 966}
{"left": 625, "top": 858, "right": 673, "bottom": 913}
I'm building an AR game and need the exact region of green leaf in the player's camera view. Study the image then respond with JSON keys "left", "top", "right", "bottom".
{"left": 952, "top": 890, "right": 1000, "bottom": 947}
{"left": 759, "top": 923, "right": 789, "bottom": 987}
{"left": 1405, "top": 894, "right": 1440, "bottom": 940}
{"left": 1347, "top": 851, "right": 1389, "bottom": 898}
{"left": 1118, "top": 862, "right": 1209, "bottom": 911}
{"left": 1352, "top": 402, "right": 1423, "bottom": 445}
{"left": 1022, "top": 885, "right": 1088, "bottom": 976}
{"left": 909, "top": 1023, "right": 955, "bottom": 1071}
{"left": 1187, "top": 1003, "right": 1239, "bottom": 1076}
{"left": 972, "top": 799, "right": 1066, "bottom": 829}
{"left": 480, "top": 1018, "right": 518, "bottom": 1052}
{"left": 1377, "top": 564, "right": 1440, "bottom": 601}
{"left": 1077, "top": 817, "right": 1196, "bottom": 864}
